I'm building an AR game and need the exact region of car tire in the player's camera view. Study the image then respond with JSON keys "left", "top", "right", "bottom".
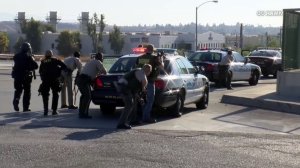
{"left": 100, "top": 104, "right": 116, "bottom": 115}
{"left": 249, "top": 70, "right": 259, "bottom": 86}
{"left": 196, "top": 87, "right": 209, "bottom": 109}
{"left": 170, "top": 94, "right": 183, "bottom": 117}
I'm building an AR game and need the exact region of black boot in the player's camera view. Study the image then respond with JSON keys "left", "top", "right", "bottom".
{"left": 13, "top": 99, "right": 19, "bottom": 112}
{"left": 44, "top": 109, "right": 48, "bottom": 116}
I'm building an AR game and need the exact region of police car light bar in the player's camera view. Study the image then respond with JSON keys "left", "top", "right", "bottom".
{"left": 132, "top": 47, "right": 146, "bottom": 54}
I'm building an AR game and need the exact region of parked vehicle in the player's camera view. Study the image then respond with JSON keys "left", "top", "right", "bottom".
{"left": 91, "top": 54, "right": 209, "bottom": 116}
{"left": 188, "top": 49, "right": 262, "bottom": 86}
{"left": 247, "top": 49, "right": 282, "bottom": 78}
{"left": 155, "top": 48, "right": 179, "bottom": 55}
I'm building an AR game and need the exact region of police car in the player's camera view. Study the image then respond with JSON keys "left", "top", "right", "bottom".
{"left": 188, "top": 49, "right": 262, "bottom": 86}
{"left": 91, "top": 47, "right": 209, "bottom": 116}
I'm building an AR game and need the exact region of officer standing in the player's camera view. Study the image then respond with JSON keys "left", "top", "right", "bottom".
{"left": 218, "top": 49, "right": 234, "bottom": 90}
{"left": 39, "top": 50, "right": 67, "bottom": 116}
{"left": 136, "top": 44, "right": 164, "bottom": 123}
{"left": 12, "top": 42, "right": 38, "bottom": 112}
{"left": 76, "top": 52, "right": 107, "bottom": 119}
{"left": 115, "top": 64, "right": 152, "bottom": 129}
{"left": 61, "top": 51, "right": 82, "bottom": 109}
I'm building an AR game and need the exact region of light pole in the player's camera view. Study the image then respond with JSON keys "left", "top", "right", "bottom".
{"left": 195, "top": 0, "right": 218, "bottom": 51}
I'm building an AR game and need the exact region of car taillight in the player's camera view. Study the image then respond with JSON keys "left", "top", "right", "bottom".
{"left": 155, "top": 79, "right": 165, "bottom": 90}
{"left": 206, "top": 64, "right": 214, "bottom": 71}
{"left": 95, "top": 78, "right": 104, "bottom": 89}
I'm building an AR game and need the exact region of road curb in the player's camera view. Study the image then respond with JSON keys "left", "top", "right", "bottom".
{"left": 221, "top": 94, "right": 300, "bottom": 114}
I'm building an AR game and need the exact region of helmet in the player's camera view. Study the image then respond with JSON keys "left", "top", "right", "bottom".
{"left": 45, "top": 50, "right": 53, "bottom": 58}
{"left": 73, "top": 51, "right": 80, "bottom": 58}
{"left": 95, "top": 52, "right": 103, "bottom": 62}
{"left": 21, "top": 42, "right": 32, "bottom": 53}
{"left": 146, "top": 44, "right": 154, "bottom": 54}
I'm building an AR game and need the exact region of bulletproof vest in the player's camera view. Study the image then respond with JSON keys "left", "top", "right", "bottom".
{"left": 40, "top": 58, "right": 64, "bottom": 80}
{"left": 124, "top": 69, "right": 142, "bottom": 93}
{"left": 137, "top": 53, "right": 159, "bottom": 82}
{"left": 12, "top": 52, "right": 38, "bottom": 79}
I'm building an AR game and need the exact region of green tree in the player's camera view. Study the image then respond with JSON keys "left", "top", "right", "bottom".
{"left": 0, "top": 32, "right": 9, "bottom": 53}
{"left": 22, "top": 18, "right": 43, "bottom": 53}
{"left": 87, "top": 13, "right": 106, "bottom": 53}
{"left": 108, "top": 25, "right": 124, "bottom": 55}
{"left": 56, "top": 31, "right": 81, "bottom": 57}
{"left": 13, "top": 36, "right": 25, "bottom": 53}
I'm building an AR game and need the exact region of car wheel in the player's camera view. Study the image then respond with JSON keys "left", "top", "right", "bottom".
{"left": 170, "top": 94, "right": 183, "bottom": 117}
{"left": 100, "top": 104, "right": 116, "bottom": 115}
{"left": 249, "top": 70, "right": 259, "bottom": 86}
{"left": 196, "top": 87, "right": 209, "bottom": 109}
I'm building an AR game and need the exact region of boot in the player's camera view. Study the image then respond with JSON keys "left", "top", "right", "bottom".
{"left": 13, "top": 99, "right": 19, "bottom": 112}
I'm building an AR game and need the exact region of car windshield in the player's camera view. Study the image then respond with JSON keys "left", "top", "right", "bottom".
{"left": 109, "top": 57, "right": 137, "bottom": 73}
{"left": 156, "top": 49, "right": 177, "bottom": 54}
{"left": 188, "top": 52, "right": 222, "bottom": 62}
{"left": 249, "top": 51, "right": 278, "bottom": 57}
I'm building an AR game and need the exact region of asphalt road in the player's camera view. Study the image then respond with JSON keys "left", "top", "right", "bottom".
{"left": 1, "top": 69, "right": 300, "bottom": 167}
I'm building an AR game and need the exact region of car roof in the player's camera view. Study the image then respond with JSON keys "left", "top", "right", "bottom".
{"left": 120, "top": 53, "right": 185, "bottom": 60}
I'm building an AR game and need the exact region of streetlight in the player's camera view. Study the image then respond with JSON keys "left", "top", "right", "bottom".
{"left": 195, "top": 0, "right": 218, "bottom": 51}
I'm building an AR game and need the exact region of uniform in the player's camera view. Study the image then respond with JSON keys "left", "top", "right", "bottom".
{"left": 39, "top": 56, "right": 67, "bottom": 116}
{"left": 116, "top": 64, "right": 151, "bottom": 129}
{"left": 12, "top": 43, "right": 38, "bottom": 112}
{"left": 136, "top": 45, "right": 162, "bottom": 123}
{"left": 219, "top": 50, "right": 234, "bottom": 89}
{"left": 77, "top": 58, "right": 107, "bottom": 118}
{"left": 61, "top": 55, "right": 82, "bottom": 109}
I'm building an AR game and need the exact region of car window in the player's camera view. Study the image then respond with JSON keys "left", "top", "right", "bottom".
{"left": 175, "top": 59, "right": 188, "bottom": 74}
{"left": 159, "top": 60, "right": 173, "bottom": 75}
{"left": 109, "top": 57, "right": 137, "bottom": 73}
{"left": 233, "top": 52, "right": 245, "bottom": 62}
{"left": 249, "top": 50, "right": 278, "bottom": 57}
{"left": 188, "top": 52, "right": 222, "bottom": 62}
{"left": 180, "top": 57, "right": 196, "bottom": 74}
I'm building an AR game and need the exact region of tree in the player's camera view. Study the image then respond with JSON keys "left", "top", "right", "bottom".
{"left": 23, "top": 18, "right": 43, "bottom": 53}
{"left": 56, "top": 31, "right": 81, "bottom": 57}
{"left": 0, "top": 32, "right": 9, "bottom": 53}
{"left": 108, "top": 25, "right": 124, "bottom": 55}
{"left": 87, "top": 13, "right": 106, "bottom": 53}
{"left": 13, "top": 36, "right": 25, "bottom": 53}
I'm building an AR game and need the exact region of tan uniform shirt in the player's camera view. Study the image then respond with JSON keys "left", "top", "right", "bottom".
{"left": 64, "top": 56, "right": 82, "bottom": 72}
{"left": 219, "top": 54, "right": 234, "bottom": 65}
{"left": 81, "top": 59, "right": 107, "bottom": 80}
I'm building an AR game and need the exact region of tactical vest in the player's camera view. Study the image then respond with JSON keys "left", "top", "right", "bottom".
{"left": 137, "top": 53, "right": 159, "bottom": 82}
{"left": 124, "top": 69, "right": 142, "bottom": 93}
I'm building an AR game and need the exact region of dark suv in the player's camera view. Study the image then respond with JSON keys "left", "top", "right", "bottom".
{"left": 247, "top": 49, "right": 282, "bottom": 78}
{"left": 188, "top": 49, "right": 261, "bottom": 86}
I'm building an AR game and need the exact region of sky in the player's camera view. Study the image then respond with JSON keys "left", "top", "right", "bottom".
{"left": 0, "top": 0, "right": 299, "bottom": 27}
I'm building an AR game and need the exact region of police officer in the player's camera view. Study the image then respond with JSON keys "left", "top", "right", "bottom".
{"left": 12, "top": 42, "right": 38, "bottom": 112}
{"left": 136, "top": 44, "right": 164, "bottom": 123}
{"left": 39, "top": 50, "right": 67, "bottom": 116}
{"left": 219, "top": 49, "right": 234, "bottom": 90}
{"left": 61, "top": 51, "right": 82, "bottom": 109}
{"left": 116, "top": 64, "right": 152, "bottom": 129}
{"left": 76, "top": 52, "right": 107, "bottom": 119}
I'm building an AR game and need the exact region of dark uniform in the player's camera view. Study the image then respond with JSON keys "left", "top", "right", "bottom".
{"left": 116, "top": 64, "right": 151, "bottom": 129}
{"left": 39, "top": 51, "right": 67, "bottom": 116}
{"left": 136, "top": 45, "right": 162, "bottom": 123}
{"left": 12, "top": 42, "right": 38, "bottom": 112}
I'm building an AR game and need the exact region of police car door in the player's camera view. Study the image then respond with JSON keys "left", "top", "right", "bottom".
{"left": 174, "top": 58, "right": 194, "bottom": 103}
{"left": 232, "top": 52, "right": 251, "bottom": 80}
